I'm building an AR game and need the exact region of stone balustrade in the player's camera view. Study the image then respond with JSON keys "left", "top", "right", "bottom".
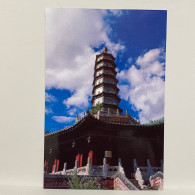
{"left": 51, "top": 157, "right": 124, "bottom": 178}
{"left": 133, "top": 159, "right": 163, "bottom": 189}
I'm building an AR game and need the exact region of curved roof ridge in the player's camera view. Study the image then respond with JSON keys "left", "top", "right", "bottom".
{"left": 45, "top": 113, "right": 90, "bottom": 137}
{"left": 45, "top": 114, "right": 164, "bottom": 137}
{"left": 99, "top": 117, "right": 164, "bottom": 127}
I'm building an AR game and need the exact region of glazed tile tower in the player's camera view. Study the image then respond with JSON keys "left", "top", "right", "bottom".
{"left": 92, "top": 47, "right": 138, "bottom": 124}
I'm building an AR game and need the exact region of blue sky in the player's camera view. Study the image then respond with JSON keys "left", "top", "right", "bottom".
{"left": 45, "top": 9, "right": 167, "bottom": 132}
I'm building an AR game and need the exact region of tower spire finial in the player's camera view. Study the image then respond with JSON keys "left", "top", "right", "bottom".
{"left": 103, "top": 47, "right": 107, "bottom": 53}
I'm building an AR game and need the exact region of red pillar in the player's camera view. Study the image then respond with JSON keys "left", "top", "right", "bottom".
{"left": 88, "top": 150, "right": 93, "bottom": 165}
{"left": 76, "top": 154, "right": 80, "bottom": 167}
{"left": 91, "top": 151, "right": 93, "bottom": 165}
{"left": 75, "top": 154, "right": 84, "bottom": 167}
{"left": 76, "top": 154, "right": 79, "bottom": 161}
{"left": 79, "top": 154, "right": 83, "bottom": 167}
{"left": 56, "top": 160, "right": 59, "bottom": 172}
{"left": 52, "top": 159, "right": 57, "bottom": 172}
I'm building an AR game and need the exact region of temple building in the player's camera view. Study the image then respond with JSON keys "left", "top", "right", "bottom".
{"left": 44, "top": 47, "right": 164, "bottom": 190}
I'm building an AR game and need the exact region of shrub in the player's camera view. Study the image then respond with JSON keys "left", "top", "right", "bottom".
{"left": 67, "top": 174, "right": 101, "bottom": 190}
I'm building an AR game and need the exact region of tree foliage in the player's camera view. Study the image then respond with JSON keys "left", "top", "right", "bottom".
{"left": 90, "top": 103, "right": 103, "bottom": 114}
{"left": 67, "top": 174, "right": 101, "bottom": 189}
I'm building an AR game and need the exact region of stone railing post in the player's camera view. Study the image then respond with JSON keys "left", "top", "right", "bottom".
{"left": 147, "top": 159, "right": 154, "bottom": 177}
{"left": 62, "top": 162, "right": 67, "bottom": 175}
{"left": 86, "top": 157, "right": 91, "bottom": 175}
{"left": 103, "top": 158, "right": 108, "bottom": 177}
{"left": 135, "top": 168, "right": 145, "bottom": 189}
{"left": 118, "top": 158, "right": 122, "bottom": 166}
{"left": 74, "top": 160, "right": 78, "bottom": 174}
{"left": 133, "top": 159, "right": 138, "bottom": 173}
{"left": 118, "top": 158, "right": 125, "bottom": 175}
{"left": 52, "top": 165, "right": 56, "bottom": 174}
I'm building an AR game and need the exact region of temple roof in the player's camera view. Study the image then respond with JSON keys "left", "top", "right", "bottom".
{"left": 45, "top": 113, "right": 164, "bottom": 137}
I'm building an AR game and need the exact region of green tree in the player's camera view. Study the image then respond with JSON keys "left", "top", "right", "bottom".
{"left": 90, "top": 103, "right": 103, "bottom": 114}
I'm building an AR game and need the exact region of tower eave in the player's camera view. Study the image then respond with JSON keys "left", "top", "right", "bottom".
{"left": 93, "top": 66, "right": 117, "bottom": 76}
{"left": 96, "top": 53, "right": 115, "bottom": 61}
{"left": 92, "top": 75, "right": 118, "bottom": 85}
{"left": 92, "top": 83, "right": 120, "bottom": 93}
{"left": 91, "top": 92, "right": 121, "bottom": 104}
{"left": 95, "top": 59, "right": 117, "bottom": 68}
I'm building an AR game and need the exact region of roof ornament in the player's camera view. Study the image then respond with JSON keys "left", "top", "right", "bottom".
{"left": 86, "top": 110, "right": 90, "bottom": 115}
{"left": 126, "top": 109, "right": 129, "bottom": 117}
{"left": 75, "top": 115, "right": 79, "bottom": 123}
{"left": 45, "top": 130, "right": 50, "bottom": 134}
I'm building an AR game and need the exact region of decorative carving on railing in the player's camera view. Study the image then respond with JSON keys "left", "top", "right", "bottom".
{"left": 135, "top": 168, "right": 145, "bottom": 189}
{"left": 133, "top": 159, "right": 163, "bottom": 189}
{"left": 149, "top": 171, "right": 163, "bottom": 190}
{"left": 49, "top": 157, "right": 125, "bottom": 178}
{"left": 113, "top": 172, "right": 139, "bottom": 190}
{"left": 65, "top": 169, "right": 75, "bottom": 175}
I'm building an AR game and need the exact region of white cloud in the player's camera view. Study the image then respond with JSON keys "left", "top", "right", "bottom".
{"left": 45, "top": 92, "right": 57, "bottom": 102}
{"left": 118, "top": 65, "right": 144, "bottom": 86}
{"left": 108, "top": 9, "right": 124, "bottom": 17}
{"left": 118, "top": 85, "right": 130, "bottom": 101}
{"left": 52, "top": 116, "right": 75, "bottom": 123}
{"left": 136, "top": 48, "right": 164, "bottom": 67}
{"left": 118, "top": 48, "right": 165, "bottom": 123}
{"left": 63, "top": 86, "right": 90, "bottom": 108}
{"left": 78, "top": 111, "right": 86, "bottom": 118}
{"left": 99, "top": 9, "right": 124, "bottom": 17}
{"left": 46, "top": 9, "right": 124, "bottom": 109}
{"left": 45, "top": 107, "right": 53, "bottom": 114}
{"left": 127, "top": 57, "right": 133, "bottom": 64}
{"left": 67, "top": 107, "right": 77, "bottom": 116}
{"left": 106, "top": 42, "right": 125, "bottom": 57}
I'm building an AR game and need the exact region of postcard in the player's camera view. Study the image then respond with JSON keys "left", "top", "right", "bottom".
{"left": 44, "top": 8, "right": 166, "bottom": 190}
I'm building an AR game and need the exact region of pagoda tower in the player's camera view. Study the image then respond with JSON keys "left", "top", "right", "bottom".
{"left": 92, "top": 47, "right": 138, "bottom": 124}
{"left": 92, "top": 47, "right": 121, "bottom": 113}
